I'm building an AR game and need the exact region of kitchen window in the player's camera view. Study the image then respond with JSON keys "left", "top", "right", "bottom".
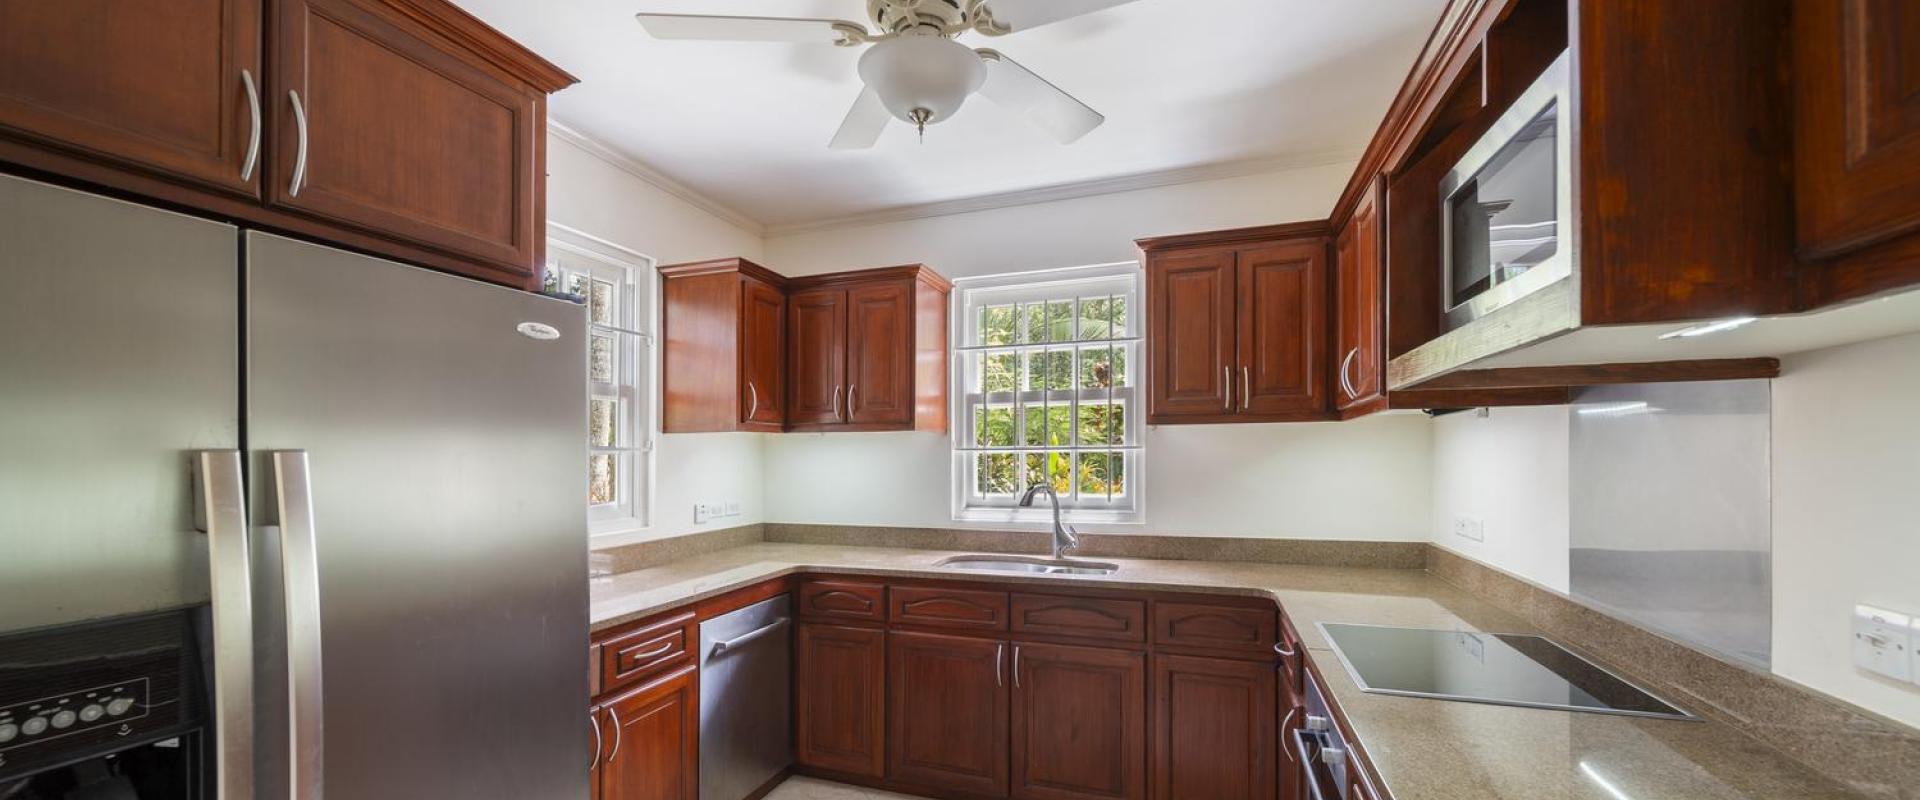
{"left": 952, "top": 263, "right": 1144, "bottom": 523}
{"left": 545, "top": 225, "right": 656, "bottom": 536}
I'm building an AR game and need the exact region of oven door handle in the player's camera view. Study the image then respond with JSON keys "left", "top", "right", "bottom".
{"left": 1293, "top": 727, "right": 1343, "bottom": 800}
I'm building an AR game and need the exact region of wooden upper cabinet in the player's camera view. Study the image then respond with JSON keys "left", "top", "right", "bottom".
{"left": 1141, "top": 223, "right": 1331, "bottom": 424}
{"left": 0, "top": 0, "right": 261, "bottom": 196}
{"left": 1793, "top": 0, "right": 1920, "bottom": 303}
{"left": 888, "top": 630, "right": 1009, "bottom": 796}
{"left": 846, "top": 281, "right": 916, "bottom": 426}
{"left": 1334, "top": 183, "right": 1385, "bottom": 415}
{"left": 787, "top": 288, "right": 847, "bottom": 427}
{"left": 1237, "top": 241, "right": 1326, "bottom": 417}
{"left": 660, "top": 258, "right": 788, "bottom": 433}
{"left": 599, "top": 665, "right": 698, "bottom": 800}
{"left": 1145, "top": 248, "right": 1235, "bottom": 421}
{"left": 268, "top": 0, "right": 571, "bottom": 285}
{"left": 796, "top": 622, "right": 887, "bottom": 778}
{"left": 1011, "top": 642, "right": 1147, "bottom": 800}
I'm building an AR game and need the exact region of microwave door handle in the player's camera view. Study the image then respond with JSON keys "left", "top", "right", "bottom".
{"left": 193, "top": 451, "right": 255, "bottom": 800}
{"left": 273, "top": 450, "right": 325, "bottom": 800}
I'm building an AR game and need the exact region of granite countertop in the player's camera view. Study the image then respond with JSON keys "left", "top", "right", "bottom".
{"left": 590, "top": 542, "right": 1859, "bottom": 800}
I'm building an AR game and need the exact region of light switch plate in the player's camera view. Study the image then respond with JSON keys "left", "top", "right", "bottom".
{"left": 1852, "top": 605, "right": 1912, "bottom": 682}
{"left": 1453, "top": 516, "right": 1485, "bottom": 542}
{"left": 693, "top": 503, "right": 711, "bottom": 524}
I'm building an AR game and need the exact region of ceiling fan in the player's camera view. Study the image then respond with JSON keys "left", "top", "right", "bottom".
{"left": 635, "top": 0, "right": 1140, "bottom": 148}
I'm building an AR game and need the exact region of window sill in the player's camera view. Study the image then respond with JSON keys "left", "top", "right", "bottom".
{"left": 953, "top": 507, "right": 1143, "bottom": 527}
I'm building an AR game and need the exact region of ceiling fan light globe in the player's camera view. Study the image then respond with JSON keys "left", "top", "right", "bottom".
{"left": 856, "top": 35, "right": 987, "bottom": 127}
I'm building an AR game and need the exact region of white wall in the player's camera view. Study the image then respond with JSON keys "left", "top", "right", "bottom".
{"left": 1428, "top": 406, "right": 1571, "bottom": 591}
{"left": 547, "top": 133, "right": 769, "bottom": 545}
{"left": 759, "top": 161, "right": 1435, "bottom": 541}
{"left": 1772, "top": 331, "right": 1920, "bottom": 729}
{"left": 1427, "top": 331, "right": 1920, "bottom": 729}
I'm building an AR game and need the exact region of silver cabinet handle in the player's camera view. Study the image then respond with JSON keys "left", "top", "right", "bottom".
{"left": 607, "top": 708, "right": 622, "bottom": 762}
{"left": 1339, "top": 348, "right": 1359, "bottom": 400}
{"left": 1280, "top": 707, "right": 1300, "bottom": 763}
{"left": 624, "top": 641, "right": 674, "bottom": 662}
{"left": 747, "top": 381, "right": 759, "bottom": 421}
{"left": 1275, "top": 640, "right": 1297, "bottom": 659}
{"left": 832, "top": 385, "right": 842, "bottom": 421}
{"left": 710, "top": 618, "right": 789, "bottom": 657}
{"left": 272, "top": 450, "right": 324, "bottom": 800}
{"left": 848, "top": 385, "right": 858, "bottom": 419}
{"left": 287, "top": 90, "right": 309, "bottom": 197}
{"left": 1242, "top": 365, "right": 1251, "bottom": 408}
{"left": 1012, "top": 644, "right": 1021, "bottom": 688}
{"left": 194, "top": 451, "right": 254, "bottom": 800}
{"left": 588, "top": 711, "right": 603, "bottom": 773}
{"left": 240, "top": 70, "right": 261, "bottom": 182}
{"left": 1223, "top": 366, "right": 1232, "bottom": 411}
{"left": 995, "top": 643, "right": 1005, "bottom": 687}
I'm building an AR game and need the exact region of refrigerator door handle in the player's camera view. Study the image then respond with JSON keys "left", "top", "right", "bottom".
{"left": 273, "top": 450, "right": 325, "bottom": 800}
{"left": 193, "top": 450, "right": 255, "bottom": 800}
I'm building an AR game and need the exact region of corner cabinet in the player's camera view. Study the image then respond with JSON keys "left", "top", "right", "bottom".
{"left": 795, "top": 621, "right": 887, "bottom": 777}
{"left": 0, "top": 0, "right": 575, "bottom": 290}
{"left": 660, "top": 258, "right": 789, "bottom": 433}
{"left": 1141, "top": 223, "right": 1330, "bottom": 424}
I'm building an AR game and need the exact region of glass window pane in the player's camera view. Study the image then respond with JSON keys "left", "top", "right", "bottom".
{"left": 1111, "top": 296, "right": 1128, "bottom": 337}
{"left": 1023, "top": 406, "right": 1072, "bottom": 447}
{"left": 589, "top": 332, "right": 616, "bottom": 383}
{"left": 1077, "top": 402, "right": 1124, "bottom": 446}
{"left": 1078, "top": 347, "right": 1127, "bottom": 389}
{"left": 589, "top": 278, "right": 616, "bottom": 326}
{"left": 566, "top": 272, "right": 590, "bottom": 301}
{"left": 1077, "top": 296, "right": 1116, "bottom": 340}
{"left": 1022, "top": 300, "right": 1072, "bottom": 343}
{"left": 982, "top": 353, "right": 1018, "bottom": 393}
{"left": 589, "top": 454, "right": 616, "bottom": 506}
{"left": 1025, "top": 351, "right": 1072, "bottom": 391}
{"left": 975, "top": 407, "right": 1015, "bottom": 447}
{"left": 978, "top": 454, "right": 1017, "bottom": 496}
{"left": 1023, "top": 452, "right": 1072, "bottom": 495}
{"left": 1078, "top": 452, "right": 1122, "bottom": 497}
{"left": 590, "top": 398, "right": 617, "bottom": 447}
{"left": 979, "top": 305, "right": 1015, "bottom": 346}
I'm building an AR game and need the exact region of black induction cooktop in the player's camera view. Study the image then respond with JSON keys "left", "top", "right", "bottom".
{"left": 1319, "top": 623, "right": 1694, "bottom": 721}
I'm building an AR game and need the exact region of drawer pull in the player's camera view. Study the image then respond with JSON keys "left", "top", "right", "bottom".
{"left": 621, "top": 640, "right": 675, "bottom": 664}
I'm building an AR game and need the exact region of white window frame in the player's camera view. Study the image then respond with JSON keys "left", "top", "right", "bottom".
{"left": 546, "top": 223, "right": 657, "bottom": 538}
{"left": 950, "top": 262, "right": 1145, "bottom": 525}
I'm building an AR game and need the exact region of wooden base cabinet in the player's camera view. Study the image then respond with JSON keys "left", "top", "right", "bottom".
{"left": 1151, "top": 655, "right": 1276, "bottom": 800}
{"left": 796, "top": 622, "right": 888, "bottom": 778}
{"left": 887, "top": 630, "right": 1010, "bottom": 796}
{"left": 1012, "top": 643, "right": 1147, "bottom": 800}
{"left": 598, "top": 665, "right": 698, "bottom": 800}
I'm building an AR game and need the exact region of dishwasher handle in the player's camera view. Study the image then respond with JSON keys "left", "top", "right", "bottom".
{"left": 708, "top": 617, "right": 791, "bottom": 658}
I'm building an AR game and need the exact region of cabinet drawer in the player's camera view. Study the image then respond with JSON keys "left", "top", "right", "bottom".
{"left": 890, "top": 585, "right": 1008, "bottom": 632}
{"left": 1152, "top": 601, "right": 1277, "bottom": 655}
{"left": 798, "top": 579, "right": 887, "bottom": 622}
{"left": 1010, "top": 593, "right": 1146, "bottom": 644}
{"left": 598, "top": 611, "right": 694, "bottom": 696}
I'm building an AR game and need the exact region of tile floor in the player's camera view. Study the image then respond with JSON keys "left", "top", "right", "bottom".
{"left": 763, "top": 775, "right": 933, "bottom": 800}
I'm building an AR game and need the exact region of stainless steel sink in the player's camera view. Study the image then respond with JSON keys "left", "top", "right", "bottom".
{"left": 935, "top": 554, "right": 1118, "bottom": 576}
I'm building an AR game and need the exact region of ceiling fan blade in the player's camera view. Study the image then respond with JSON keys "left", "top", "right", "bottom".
{"left": 829, "top": 87, "right": 891, "bottom": 150}
{"left": 971, "top": 0, "right": 1141, "bottom": 34}
{"left": 635, "top": 13, "right": 868, "bottom": 44}
{"left": 975, "top": 49, "right": 1104, "bottom": 144}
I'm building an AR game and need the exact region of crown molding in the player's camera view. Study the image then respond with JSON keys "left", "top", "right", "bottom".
{"left": 761, "top": 148, "right": 1363, "bottom": 238}
{"left": 546, "top": 120, "right": 766, "bottom": 236}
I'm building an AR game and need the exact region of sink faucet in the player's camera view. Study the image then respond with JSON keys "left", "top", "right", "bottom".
{"left": 1018, "top": 483, "right": 1081, "bottom": 559}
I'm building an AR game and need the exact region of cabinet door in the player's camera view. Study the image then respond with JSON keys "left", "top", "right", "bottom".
{"left": 1151, "top": 655, "right": 1276, "bottom": 800}
{"left": 741, "top": 278, "right": 787, "bottom": 426}
{"left": 1794, "top": 0, "right": 1920, "bottom": 261}
{"left": 888, "top": 631, "right": 1009, "bottom": 796}
{"left": 788, "top": 289, "right": 847, "bottom": 426}
{"left": 1012, "top": 643, "right": 1146, "bottom": 800}
{"left": 1236, "top": 240, "right": 1326, "bottom": 418}
{"left": 270, "top": 0, "right": 541, "bottom": 276}
{"left": 1147, "top": 249, "right": 1236, "bottom": 421}
{"left": 846, "top": 281, "right": 916, "bottom": 426}
{"left": 600, "top": 666, "right": 697, "bottom": 800}
{"left": 1334, "top": 187, "right": 1383, "bottom": 411}
{"left": 0, "top": 0, "right": 261, "bottom": 196}
{"left": 796, "top": 623, "right": 886, "bottom": 777}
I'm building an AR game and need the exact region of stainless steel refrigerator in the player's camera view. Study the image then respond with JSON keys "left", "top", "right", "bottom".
{"left": 0, "top": 173, "right": 590, "bottom": 799}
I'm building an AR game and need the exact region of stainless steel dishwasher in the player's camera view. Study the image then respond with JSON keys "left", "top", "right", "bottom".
{"left": 699, "top": 594, "right": 793, "bottom": 800}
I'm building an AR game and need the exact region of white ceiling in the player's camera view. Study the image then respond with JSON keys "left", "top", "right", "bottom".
{"left": 452, "top": 0, "right": 1448, "bottom": 231}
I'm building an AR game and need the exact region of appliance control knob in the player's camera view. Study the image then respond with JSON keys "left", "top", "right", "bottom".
{"left": 0, "top": 722, "right": 17, "bottom": 743}
{"left": 80, "top": 704, "right": 106, "bottom": 722}
{"left": 106, "top": 698, "right": 135, "bottom": 716}
{"left": 1304, "top": 714, "right": 1332, "bottom": 732}
{"left": 50, "top": 710, "right": 77, "bottom": 729}
{"left": 21, "top": 717, "right": 49, "bottom": 736}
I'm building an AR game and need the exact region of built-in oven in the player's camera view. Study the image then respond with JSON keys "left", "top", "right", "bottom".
{"left": 1293, "top": 667, "right": 1379, "bottom": 800}
{"left": 1441, "top": 50, "right": 1573, "bottom": 331}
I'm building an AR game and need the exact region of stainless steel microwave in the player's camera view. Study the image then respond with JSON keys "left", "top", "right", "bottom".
{"left": 1441, "top": 51, "right": 1573, "bottom": 330}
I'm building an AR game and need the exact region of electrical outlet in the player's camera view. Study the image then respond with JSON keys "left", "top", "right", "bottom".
{"left": 693, "top": 503, "right": 711, "bottom": 524}
{"left": 1852, "top": 605, "right": 1912, "bottom": 682}
{"left": 724, "top": 501, "right": 742, "bottom": 517}
{"left": 1452, "top": 515, "right": 1485, "bottom": 542}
